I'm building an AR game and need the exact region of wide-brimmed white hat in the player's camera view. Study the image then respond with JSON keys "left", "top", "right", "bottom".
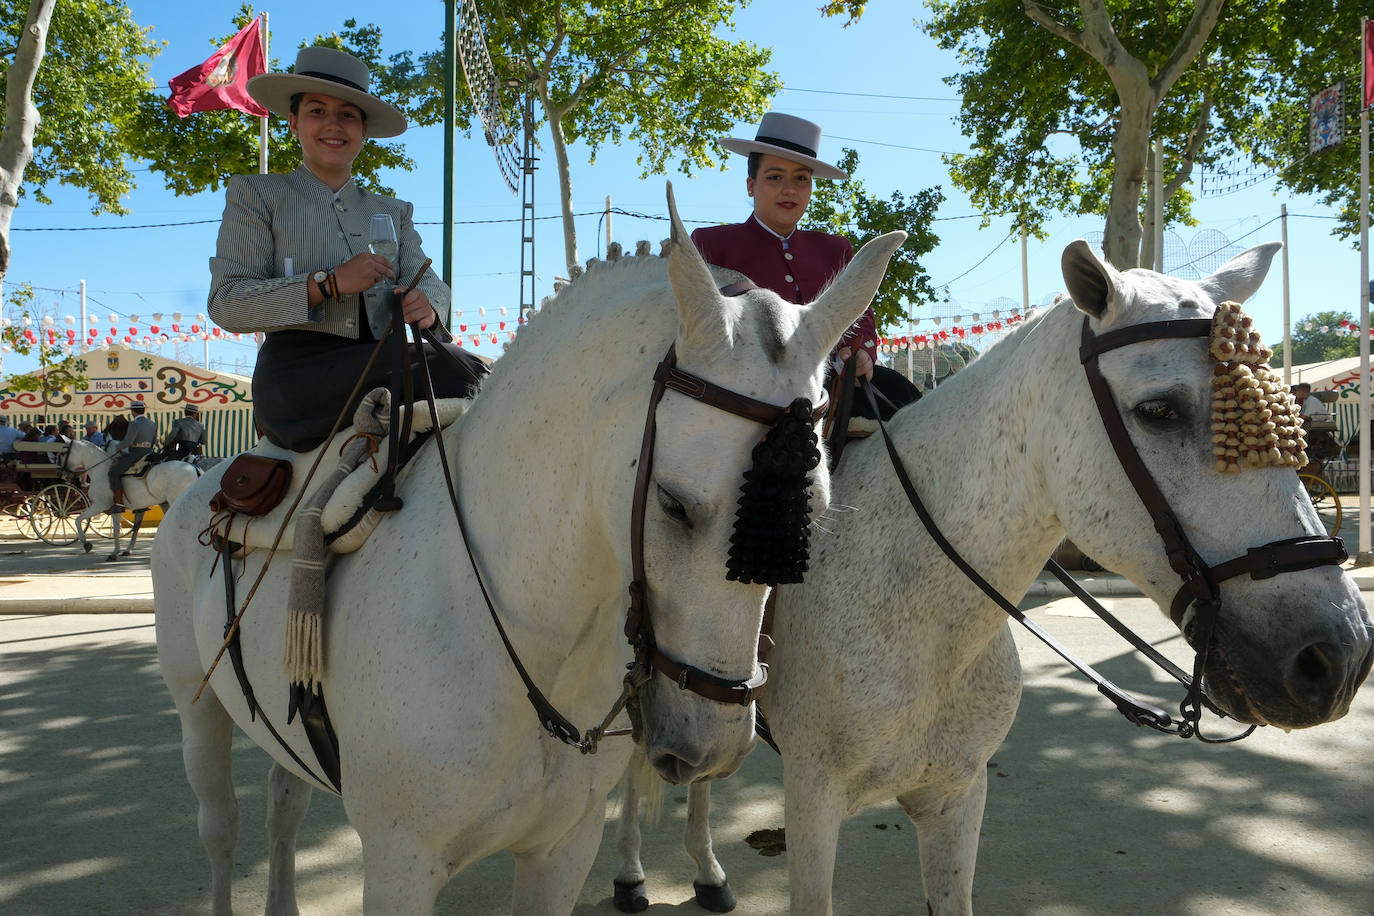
{"left": 248, "top": 46, "right": 407, "bottom": 139}
{"left": 719, "top": 112, "right": 848, "bottom": 180}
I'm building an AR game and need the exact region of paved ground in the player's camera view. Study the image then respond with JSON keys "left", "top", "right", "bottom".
{"left": 1, "top": 530, "right": 1371, "bottom": 914}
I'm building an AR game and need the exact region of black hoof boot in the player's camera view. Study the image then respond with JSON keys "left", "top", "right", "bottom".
{"left": 612, "top": 878, "right": 649, "bottom": 913}
{"left": 83, "top": 542, "right": 93, "bottom": 553}
{"left": 694, "top": 880, "right": 737, "bottom": 913}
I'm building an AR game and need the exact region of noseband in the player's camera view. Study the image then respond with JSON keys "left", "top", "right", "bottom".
{"left": 623, "top": 344, "right": 829, "bottom": 706}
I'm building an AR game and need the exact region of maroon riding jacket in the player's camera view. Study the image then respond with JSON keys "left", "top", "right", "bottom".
{"left": 691, "top": 215, "right": 878, "bottom": 366}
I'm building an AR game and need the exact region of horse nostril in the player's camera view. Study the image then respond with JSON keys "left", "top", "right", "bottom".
{"left": 1290, "top": 641, "right": 1339, "bottom": 693}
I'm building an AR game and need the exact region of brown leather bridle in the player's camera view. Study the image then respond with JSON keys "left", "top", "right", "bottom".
{"left": 432, "top": 325, "right": 828, "bottom": 753}
{"left": 621, "top": 344, "right": 828, "bottom": 706}
{"left": 1078, "top": 316, "right": 1346, "bottom": 627}
{"left": 863, "top": 314, "right": 1347, "bottom": 742}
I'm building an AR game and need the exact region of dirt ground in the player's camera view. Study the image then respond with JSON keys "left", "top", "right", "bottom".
{"left": 2, "top": 586, "right": 1371, "bottom": 915}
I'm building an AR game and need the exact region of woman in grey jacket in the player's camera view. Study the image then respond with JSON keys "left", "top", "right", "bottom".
{"left": 209, "top": 46, "right": 485, "bottom": 451}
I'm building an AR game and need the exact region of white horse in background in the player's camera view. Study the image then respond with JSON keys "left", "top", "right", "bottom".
{"left": 61, "top": 437, "right": 201, "bottom": 561}
{"left": 152, "top": 185, "right": 906, "bottom": 914}
{"left": 613, "top": 240, "right": 1373, "bottom": 915}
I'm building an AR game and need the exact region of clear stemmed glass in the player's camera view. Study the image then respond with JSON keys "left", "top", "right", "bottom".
{"left": 367, "top": 214, "right": 398, "bottom": 289}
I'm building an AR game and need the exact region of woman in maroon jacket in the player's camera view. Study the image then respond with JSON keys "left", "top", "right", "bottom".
{"left": 691, "top": 112, "right": 917, "bottom": 419}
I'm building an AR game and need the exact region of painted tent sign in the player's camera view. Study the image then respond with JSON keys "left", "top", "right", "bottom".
{"left": 0, "top": 347, "right": 256, "bottom": 457}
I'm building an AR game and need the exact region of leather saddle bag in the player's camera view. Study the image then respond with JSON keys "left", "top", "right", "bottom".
{"left": 210, "top": 454, "right": 293, "bottom": 517}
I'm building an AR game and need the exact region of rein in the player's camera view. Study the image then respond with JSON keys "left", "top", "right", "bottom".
{"left": 420, "top": 332, "right": 829, "bottom": 752}
{"left": 862, "top": 314, "right": 1347, "bottom": 742}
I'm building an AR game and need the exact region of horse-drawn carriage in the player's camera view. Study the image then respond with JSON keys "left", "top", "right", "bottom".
{"left": 0, "top": 440, "right": 113, "bottom": 545}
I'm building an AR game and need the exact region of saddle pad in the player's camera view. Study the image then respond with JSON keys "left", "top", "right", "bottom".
{"left": 212, "top": 397, "right": 470, "bottom": 553}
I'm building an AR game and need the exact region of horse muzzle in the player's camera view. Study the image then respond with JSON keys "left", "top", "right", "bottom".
{"left": 636, "top": 676, "right": 756, "bottom": 785}
{"left": 1194, "top": 612, "right": 1374, "bottom": 729}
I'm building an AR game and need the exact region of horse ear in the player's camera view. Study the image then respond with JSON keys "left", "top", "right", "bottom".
{"left": 665, "top": 181, "right": 731, "bottom": 354}
{"left": 1061, "top": 240, "right": 1120, "bottom": 319}
{"left": 1198, "top": 242, "right": 1282, "bottom": 305}
{"left": 805, "top": 230, "right": 906, "bottom": 356}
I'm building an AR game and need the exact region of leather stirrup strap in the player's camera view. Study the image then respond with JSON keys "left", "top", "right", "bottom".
{"left": 823, "top": 352, "right": 857, "bottom": 471}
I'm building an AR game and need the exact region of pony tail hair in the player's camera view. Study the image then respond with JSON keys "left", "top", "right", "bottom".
{"left": 725, "top": 398, "right": 822, "bottom": 586}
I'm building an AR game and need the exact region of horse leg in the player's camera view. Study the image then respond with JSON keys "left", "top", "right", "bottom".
{"left": 783, "top": 764, "right": 848, "bottom": 916}
{"left": 105, "top": 508, "right": 122, "bottom": 562}
{"left": 168, "top": 681, "right": 239, "bottom": 915}
{"left": 685, "top": 780, "right": 734, "bottom": 912}
{"left": 511, "top": 798, "right": 608, "bottom": 916}
{"left": 74, "top": 503, "right": 100, "bottom": 554}
{"left": 264, "top": 762, "right": 313, "bottom": 916}
{"left": 358, "top": 832, "right": 448, "bottom": 915}
{"left": 612, "top": 749, "right": 651, "bottom": 912}
{"left": 122, "top": 509, "right": 146, "bottom": 557}
{"left": 899, "top": 771, "right": 987, "bottom": 916}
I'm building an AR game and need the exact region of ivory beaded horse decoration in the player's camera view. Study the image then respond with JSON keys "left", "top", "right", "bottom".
{"left": 613, "top": 240, "right": 1373, "bottom": 915}
{"left": 151, "top": 184, "right": 905, "bottom": 914}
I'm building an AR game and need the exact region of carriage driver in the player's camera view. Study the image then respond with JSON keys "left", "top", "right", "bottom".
{"left": 109, "top": 400, "right": 156, "bottom": 508}
{"left": 161, "top": 403, "right": 205, "bottom": 461}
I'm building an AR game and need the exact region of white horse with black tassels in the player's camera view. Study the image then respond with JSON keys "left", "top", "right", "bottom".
{"left": 612, "top": 240, "right": 1373, "bottom": 914}
{"left": 151, "top": 183, "right": 905, "bottom": 913}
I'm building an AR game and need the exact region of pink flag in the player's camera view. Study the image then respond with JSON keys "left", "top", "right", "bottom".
{"left": 166, "top": 20, "right": 268, "bottom": 118}
{"left": 1365, "top": 19, "right": 1374, "bottom": 109}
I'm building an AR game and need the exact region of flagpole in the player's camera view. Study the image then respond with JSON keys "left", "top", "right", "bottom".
{"left": 1359, "top": 17, "right": 1370, "bottom": 563}
{"left": 258, "top": 12, "right": 269, "bottom": 175}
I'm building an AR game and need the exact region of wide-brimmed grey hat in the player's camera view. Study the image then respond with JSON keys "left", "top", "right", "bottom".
{"left": 248, "top": 46, "right": 407, "bottom": 139}
{"left": 719, "top": 112, "right": 848, "bottom": 180}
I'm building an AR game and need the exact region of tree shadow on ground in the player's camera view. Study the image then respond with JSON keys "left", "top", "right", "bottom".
{"left": 2, "top": 613, "right": 1369, "bottom": 915}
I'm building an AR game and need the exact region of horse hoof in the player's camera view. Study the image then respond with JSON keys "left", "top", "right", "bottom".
{"left": 120, "top": 550, "right": 131, "bottom": 557}
{"left": 693, "top": 880, "right": 736, "bottom": 913}
{"left": 83, "top": 542, "right": 92, "bottom": 553}
{"left": 612, "top": 879, "right": 649, "bottom": 913}
{"left": 105, "top": 555, "right": 119, "bottom": 563}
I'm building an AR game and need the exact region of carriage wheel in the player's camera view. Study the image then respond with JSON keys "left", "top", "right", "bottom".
{"left": 1298, "top": 473, "right": 1342, "bottom": 537}
{"left": 31, "top": 483, "right": 91, "bottom": 546}
{"left": 0, "top": 494, "right": 40, "bottom": 538}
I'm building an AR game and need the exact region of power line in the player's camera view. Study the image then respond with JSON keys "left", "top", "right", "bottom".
{"left": 783, "top": 87, "right": 959, "bottom": 102}
{"left": 829, "top": 134, "right": 953, "bottom": 155}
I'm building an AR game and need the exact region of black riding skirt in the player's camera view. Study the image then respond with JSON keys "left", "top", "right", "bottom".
{"left": 252, "top": 329, "right": 488, "bottom": 452}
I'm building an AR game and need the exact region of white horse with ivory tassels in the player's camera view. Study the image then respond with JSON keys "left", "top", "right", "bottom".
{"left": 61, "top": 437, "right": 201, "bottom": 560}
{"left": 613, "top": 240, "right": 1373, "bottom": 914}
{"left": 152, "top": 185, "right": 906, "bottom": 914}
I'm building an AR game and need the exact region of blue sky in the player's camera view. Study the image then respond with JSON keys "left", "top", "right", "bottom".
{"left": 3, "top": 0, "right": 1362, "bottom": 378}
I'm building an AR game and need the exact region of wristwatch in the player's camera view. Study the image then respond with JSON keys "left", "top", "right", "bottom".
{"left": 311, "top": 269, "right": 331, "bottom": 298}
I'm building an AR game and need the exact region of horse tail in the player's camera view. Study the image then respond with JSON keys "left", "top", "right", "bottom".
{"left": 639, "top": 750, "right": 665, "bottom": 827}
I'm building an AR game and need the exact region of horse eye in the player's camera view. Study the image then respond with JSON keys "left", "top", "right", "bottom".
{"left": 1134, "top": 399, "right": 1179, "bottom": 423}
{"left": 656, "top": 485, "right": 690, "bottom": 527}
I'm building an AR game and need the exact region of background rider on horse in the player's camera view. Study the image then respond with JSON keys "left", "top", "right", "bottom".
{"left": 160, "top": 404, "right": 205, "bottom": 461}
{"left": 108, "top": 401, "right": 156, "bottom": 508}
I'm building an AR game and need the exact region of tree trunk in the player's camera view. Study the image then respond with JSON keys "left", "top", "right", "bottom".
{"left": 1104, "top": 89, "right": 1154, "bottom": 269}
{"left": 0, "top": 0, "right": 58, "bottom": 284}
{"left": 545, "top": 105, "right": 579, "bottom": 274}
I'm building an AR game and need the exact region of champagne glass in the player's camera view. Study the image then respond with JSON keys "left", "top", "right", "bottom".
{"left": 368, "top": 213, "right": 398, "bottom": 289}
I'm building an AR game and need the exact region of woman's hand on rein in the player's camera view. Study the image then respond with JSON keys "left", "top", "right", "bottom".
{"left": 397, "top": 287, "right": 437, "bottom": 330}
{"left": 332, "top": 253, "right": 395, "bottom": 296}
{"left": 837, "top": 346, "right": 875, "bottom": 383}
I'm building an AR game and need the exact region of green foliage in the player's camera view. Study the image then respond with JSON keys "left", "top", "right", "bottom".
{"left": 131, "top": 9, "right": 414, "bottom": 197}
{"left": 917, "top": 0, "right": 1371, "bottom": 242}
{"left": 6, "top": 0, "right": 161, "bottom": 214}
{"left": 1271, "top": 310, "right": 1361, "bottom": 368}
{"left": 416, "top": 0, "right": 781, "bottom": 179}
{"left": 802, "top": 148, "right": 943, "bottom": 331}
{"left": 1, "top": 285, "right": 89, "bottom": 400}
